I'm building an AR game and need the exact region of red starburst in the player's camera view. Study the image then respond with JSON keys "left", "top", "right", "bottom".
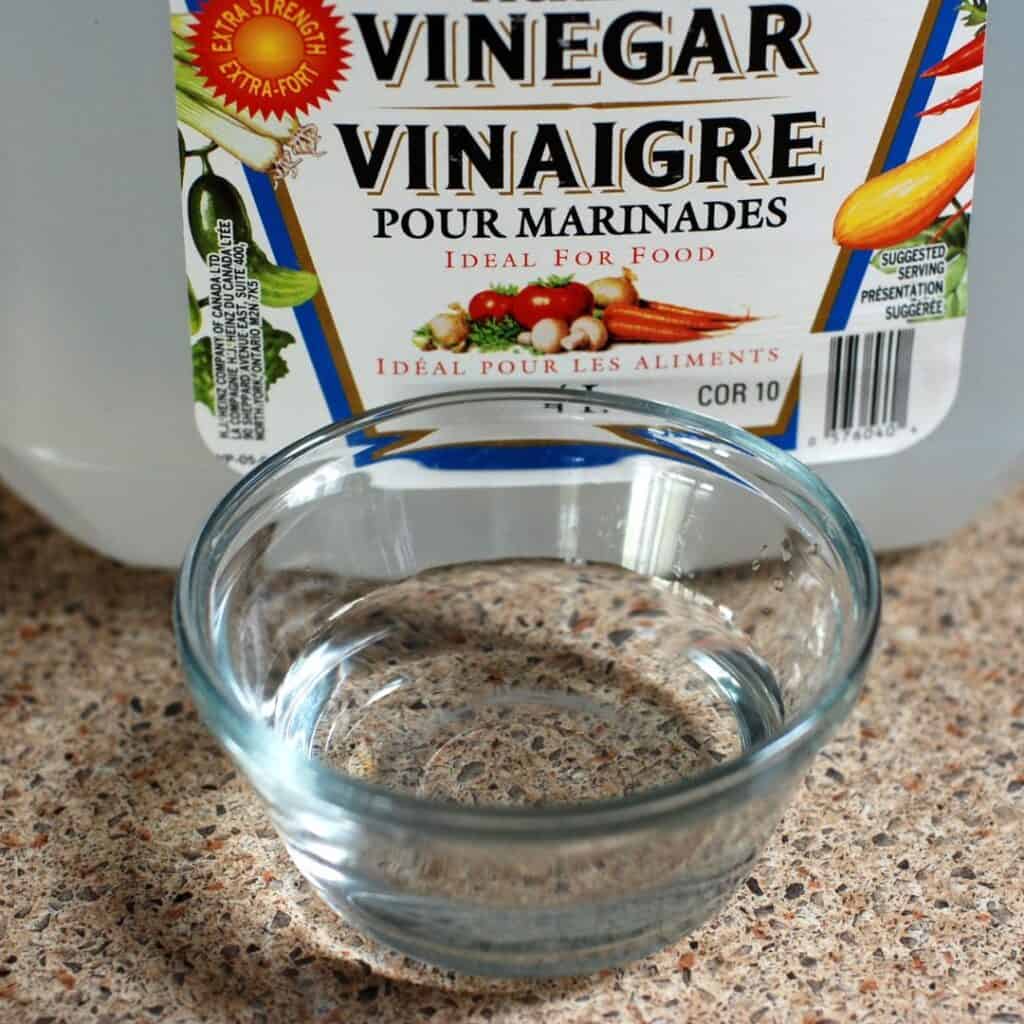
{"left": 191, "top": 0, "right": 350, "bottom": 120}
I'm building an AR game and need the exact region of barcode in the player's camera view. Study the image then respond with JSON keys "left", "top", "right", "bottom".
{"left": 825, "top": 330, "right": 915, "bottom": 434}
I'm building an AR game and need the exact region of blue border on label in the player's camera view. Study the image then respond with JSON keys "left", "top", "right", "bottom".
{"left": 825, "top": 0, "right": 962, "bottom": 332}
{"left": 242, "top": 169, "right": 352, "bottom": 421}
{"left": 363, "top": 430, "right": 762, "bottom": 489}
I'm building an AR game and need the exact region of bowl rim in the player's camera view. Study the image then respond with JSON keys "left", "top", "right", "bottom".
{"left": 175, "top": 386, "right": 880, "bottom": 839}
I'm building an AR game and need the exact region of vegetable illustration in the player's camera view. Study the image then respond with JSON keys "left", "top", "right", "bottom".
{"left": 922, "top": 30, "right": 985, "bottom": 78}
{"left": 170, "top": 12, "right": 195, "bottom": 39}
{"left": 959, "top": 1, "right": 988, "bottom": 28}
{"left": 192, "top": 321, "right": 296, "bottom": 413}
{"left": 192, "top": 338, "right": 215, "bottom": 411}
{"left": 511, "top": 276, "right": 593, "bottom": 329}
{"left": 187, "top": 279, "right": 201, "bottom": 335}
{"left": 835, "top": 5, "right": 985, "bottom": 254}
{"left": 263, "top": 321, "right": 298, "bottom": 388}
{"left": 171, "top": 32, "right": 194, "bottom": 65}
{"left": 508, "top": 286, "right": 555, "bottom": 329}
{"left": 414, "top": 310, "right": 471, "bottom": 352}
{"left": 604, "top": 305, "right": 705, "bottom": 344}
{"left": 468, "top": 316, "right": 524, "bottom": 352}
{"left": 918, "top": 81, "right": 982, "bottom": 118}
{"left": 174, "top": 61, "right": 298, "bottom": 145}
{"left": 187, "top": 172, "right": 319, "bottom": 307}
{"left": 176, "top": 90, "right": 282, "bottom": 174}
{"left": 187, "top": 173, "right": 252, "bottom": 259}
{"left": 247, "top": 245, "right": 320, "bottom": 308}
{"left": 644, "top": 301, "right": 753, "bottom": 332}
{"left": 468, "top": 287, "right": 516, "bottom": 322}
{"left": 834, "top": 111, "right": 979, "bottom": 251}
{"left": 554, "top": 281, "right": 595, "bottom": 321}
{"left": 588, "top": 271, "right": 639, "bottom": 309}
{"left": 565, "top": 316, "right": 609, "bottom": 352}
{"left": 410, "top": 271, "right": 754, "bottom": 352}
{"left": 530, "top": 318, "right": 572, "bottom": 354}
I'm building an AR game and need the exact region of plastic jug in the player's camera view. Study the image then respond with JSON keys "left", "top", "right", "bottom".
{"left": 2, "top": 1, "right": 1021, "bottom": 567}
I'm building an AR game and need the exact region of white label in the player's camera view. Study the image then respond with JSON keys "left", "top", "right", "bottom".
{"left": 172, "top": 0, "right": 985, "bottom": 471}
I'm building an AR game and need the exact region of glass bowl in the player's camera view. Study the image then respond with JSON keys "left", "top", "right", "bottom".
{"left": 174, "top": 387, "right": 879, "bottom": 978}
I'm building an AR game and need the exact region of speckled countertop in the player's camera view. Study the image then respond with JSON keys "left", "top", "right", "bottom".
{"left": 1, "top": 482, "right": 1023, "bottom": 1024}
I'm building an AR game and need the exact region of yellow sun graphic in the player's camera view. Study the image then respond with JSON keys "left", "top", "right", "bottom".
{"left": 232, "top": 16, "right": 305, "bottom": 80}
{"left": 193, "top": 0, "right": 351, "bottom": 119}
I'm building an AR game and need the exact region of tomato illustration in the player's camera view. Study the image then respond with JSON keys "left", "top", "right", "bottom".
{"left": 468, "top": 289, "right": 515, "bottom": 321}
{"left": 550, "top": 281, "right": 595, "bottom": 322}
{"left": 511, "top": 277, "right": 593, "bottom": 329}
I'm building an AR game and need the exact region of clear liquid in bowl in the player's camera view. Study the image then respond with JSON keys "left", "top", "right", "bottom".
{"left": 266, "top": 559, "right": 785, "bottom": 807}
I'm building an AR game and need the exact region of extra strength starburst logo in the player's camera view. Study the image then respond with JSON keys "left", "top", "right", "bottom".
{"left": 191, "top": 0, "right": 350, "bottom": 120}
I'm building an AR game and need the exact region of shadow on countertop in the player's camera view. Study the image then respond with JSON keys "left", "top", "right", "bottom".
{"left": 4, "top": 483, "right": 1024, "bottom": 1023}
{"left": 0, "top": 487, "right": 601, "bottom": 1022}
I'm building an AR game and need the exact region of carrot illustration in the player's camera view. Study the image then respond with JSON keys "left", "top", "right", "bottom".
{"left": 834, "top": 110, "right": 980, "bottom": 251}
{"left": 603, "top": 305, "right": 705, "bottom": 343}
{"left": 918, "top": 81, "right": 982, "bottom": 118}
{"left": 922, "top": 31, "right": 985, "bottom": 78}
{"left": 644, "top": 301, "right": 754, "bottom": 329}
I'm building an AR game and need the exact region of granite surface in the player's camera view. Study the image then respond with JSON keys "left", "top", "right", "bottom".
{"left": 1, "top": 482, "right": 1022, "bottom": 1024}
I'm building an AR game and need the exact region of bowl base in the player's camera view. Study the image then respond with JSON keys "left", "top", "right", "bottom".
{"left": 289, "top": 843, "right": 755, "bottom": 977}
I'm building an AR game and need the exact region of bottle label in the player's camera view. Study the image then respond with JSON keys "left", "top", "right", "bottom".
{"left": 172, "top": 0, "right": 986, "bottom": 472}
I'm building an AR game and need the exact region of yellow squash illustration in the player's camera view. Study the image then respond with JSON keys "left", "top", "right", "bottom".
{"left": 834, "top": 111, "right": 980, "bottom": 250}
